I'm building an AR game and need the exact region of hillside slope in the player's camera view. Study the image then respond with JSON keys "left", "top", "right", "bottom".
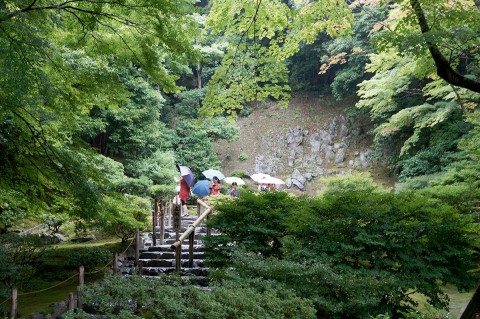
{"left": 214, "top": 93, "right": 395, "bottom": 194}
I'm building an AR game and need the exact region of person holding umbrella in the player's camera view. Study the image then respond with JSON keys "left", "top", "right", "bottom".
{"left": 178, "top": 177, "right": 190, "bottom": 216}
{"left": 209, "top": 176, "right": 221, "bottom": 195}
{"left": 176, "top": 165, "right": 194, "bottom": 217}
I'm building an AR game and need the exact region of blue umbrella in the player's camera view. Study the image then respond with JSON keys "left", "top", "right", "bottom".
{"left": 178, "top": 165, "right": 194, "bottom": 186}
{"left": 192, "top": 180, "right": 211, "bottom": 197}
{"left": 202, "top": 169, "right": 225, "bottom": 180}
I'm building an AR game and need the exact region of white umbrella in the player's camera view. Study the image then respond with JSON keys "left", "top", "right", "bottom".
{"left": 250, "top": 173, "right": 271, "bottom": 182}
{"left": 259, "top": 176, "right": 285, "bottom": 185}
{"left": 202, "top": 169, "right": 225, "bottom": 180}
{"left": 223, "top": 176, "right": 246, "bottom": 186}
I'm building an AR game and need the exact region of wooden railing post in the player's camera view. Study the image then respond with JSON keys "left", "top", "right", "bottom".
{"left": 197, "top": 202, "right": 201, "bottom": 217}
{"left": 167, "top": 200, "right": 172, "bottom": 227}
{"left": 175, "top": 245, "right": 181, "bottom": 272}
{"left": 173, "top": 204, "right": 181, "bottom": 241}
{"left": 206, "top": 213, "right": 211, "bottom": 237}
{"left": 135, "top": 227, "right": 140, "bottom": 268}
{"left": 113, "top": 253, "right": 119, "bottom": 275}
{"left": 188, "top": 232, "right": 195, "bottom": 268}
{"left": 159, "top": 199, "right": 165, "bottom": 245}
{"left": 10, "top": 287, "right": 17, "bottom": 319}
{"left": 78, "top": 266, "right": 84, "bottom": 309}
{"left": 152, "top": 198, "right": 158, "bottom": 246}
{"left": 68, "top": 292, "right": 75, "bottom": 310}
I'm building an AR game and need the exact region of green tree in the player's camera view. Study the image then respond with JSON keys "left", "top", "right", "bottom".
{"left": 0, "top": 0, "right": 197, "bottom": 226}
{"left": 204, "top": 175, "right": 478, "bottom": 318}
{"left": 200, "top": 0, "right": 353, "bottom": 118}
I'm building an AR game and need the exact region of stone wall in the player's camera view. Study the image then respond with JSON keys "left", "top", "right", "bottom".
{"left": 250, "top": 114, "right": 372, "bottom": 191}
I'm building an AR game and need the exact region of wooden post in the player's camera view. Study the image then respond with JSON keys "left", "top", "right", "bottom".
{"left": 206, "top": 213, "right": 211, "bottom": 237}
{"left": 159, "top": 199, "right": 165, "bottom": 245}
{"left": 173, "top": 204, "right": 181, "bottom": 241}
{"left": 167, "top": 200, "right": 172, "bottom": 227}
{"left": 113, "top": 253, "right": 119, "bottom": 275}
{"left": 77, "top": 266, "right": 84, "bottom": 309}
{"left": 197, "top": 202, "right": 201, "bottom": 217}
{"left": 135, "top": 227, "right": 140, "bottom": 268}
{"left": 152, "top": 198, "right": 158, "bottom": 246}
{"left": 188, "top": 232, "right": 195, "bottom": 268}
{"left": 10, "top": 287, "right": 17, "bottom": 319}
{"left": 68, "top": 292, "right": 75, "bottom": 310}
{"left": 175, "top": 245, "right": 182, "bottom": 272}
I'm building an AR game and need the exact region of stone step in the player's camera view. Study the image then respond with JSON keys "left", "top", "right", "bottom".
{"left": 141, "top": 267, "right": 209, "bottom": 277}
{"left": 140, "top": 251, "right": 205, "bottom": 259}
{"left": 146, "top": 244, "right": 206, "bottom": 252}
{"left": 140, "top": 259, "right": 205, "bottom": 268}
{"left": 140, "top": 275, "right": 210, "bottom": 287}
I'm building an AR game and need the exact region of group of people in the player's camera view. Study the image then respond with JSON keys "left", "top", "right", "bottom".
{"left": 176, "top": 175, "right": 239, "bottom": 216}
{"left": 208, "top": 176, "right": 239, "bottom": 198}
{"left": 258, "top": 183, "right": 276, "bottom": 192}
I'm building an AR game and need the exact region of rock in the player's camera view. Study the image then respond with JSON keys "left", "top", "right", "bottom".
{"left": 292, "top": 179, "right": 305, "bottom": 190}
{"left": 359, "top": 151, "right": 369, "bottom": 168}
{"left": 39, "top": 232, "right": 65, "bottom": 244}
{"left": 291, "top": 169, "right": 305, "bottom": 184}
{"left": 325, "top": 149, "right": 336, "bottom": 163}
{"left": 286, "top": 178, "right": 293, "bottom": 188}
{"left": 335, "top": 148, "right": 346, "bottom": 164}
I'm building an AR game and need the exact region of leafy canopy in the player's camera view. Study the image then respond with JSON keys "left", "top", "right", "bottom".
{"left": 200, "top": 0, "right": 353, "bottom": 118}
{"left": 204, "top": 174, "right": 478, "bottom": 318}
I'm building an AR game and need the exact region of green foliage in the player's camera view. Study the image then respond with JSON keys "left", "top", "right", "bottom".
{"left": 204, "top": 191, "right": 299, "bottom": 267}
{"left": 79, "top": 274, "right": 316, "bottom": 319}
{"left": 125, "top": 150, "right": 177, "bottom": 187}
{"left": 372, "top": 0, "right": 480, "bottom": 92}
{"left": 42, "top": 213, "right": 68, "bottom": 234}
{"left": 356, "top": 45, "right": 477, "bottom": 179}
{"left": 67, "top": 246, "right": 111, "bottom": 271}
{"left": 238, "top": 152, "right": 248, "bottom": 161}
{"left": 201, "top": 117, "right": 240, "bottom": 142}
{"left": 204, "top": 176, "right": 478, "bottom": 318}
{"left": 172, "top": 119, "right": 221, "bottom": 177}
{"left": 201, "top": 0, "right": 353, "bottom": 118}
{"left": 0, "top": 0, "right": 197, "bottom": 231}
{"left": 230, "top": 169, "right": 246, "bottom": 178}
{"left": 99, "top": 194, "right": 150, "bottom": 243}
{"left": 162, "top": 89, "right": 207, "bottom": 124}
{"left": 0, "top": 234, "right": 48, "bottom": 298}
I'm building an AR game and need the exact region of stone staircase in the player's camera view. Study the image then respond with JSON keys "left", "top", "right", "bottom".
{"left": 138, "top": 215, "right": 210, "bottom": 282}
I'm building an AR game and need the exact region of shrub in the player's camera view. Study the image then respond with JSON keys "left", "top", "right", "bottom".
{"left": 67, "top": 247, "right": 111, "bottom": 271}
{"left": 238, "top": 152, "right": 248, "bottom": 161}
{"left": 78, "top": 275, "right": 316, "bottom": 318}
{"left": 0, "top": 234, "right": 48, "bottom": 299}
{"left": 204, "top": 175, "right": 478, "bottom": 318}
{"left": 42, "top": 213, "right": 68, "bottom": 233}
{"left": 230, "top": 169, "right": 246, "bottom": 177}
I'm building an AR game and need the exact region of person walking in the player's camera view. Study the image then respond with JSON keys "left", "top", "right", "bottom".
{"left": 178, "top": 177, "right": 190, "bottom": 216}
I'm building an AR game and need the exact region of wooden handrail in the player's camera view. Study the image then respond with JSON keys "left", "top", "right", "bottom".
{"left": 170, "top": 199, "right": 211, "bottom": 249}
{"left": 170, "top": 199, "right": 213, "bottom": 272}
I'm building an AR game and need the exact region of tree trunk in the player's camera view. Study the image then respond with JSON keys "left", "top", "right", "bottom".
{"left": 409, "top": 0, "right": 480, "bottom": 93}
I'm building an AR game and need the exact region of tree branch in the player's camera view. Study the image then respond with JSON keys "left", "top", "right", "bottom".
{"left": 409, "top": 0, "right": 480, "bottom": 93}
